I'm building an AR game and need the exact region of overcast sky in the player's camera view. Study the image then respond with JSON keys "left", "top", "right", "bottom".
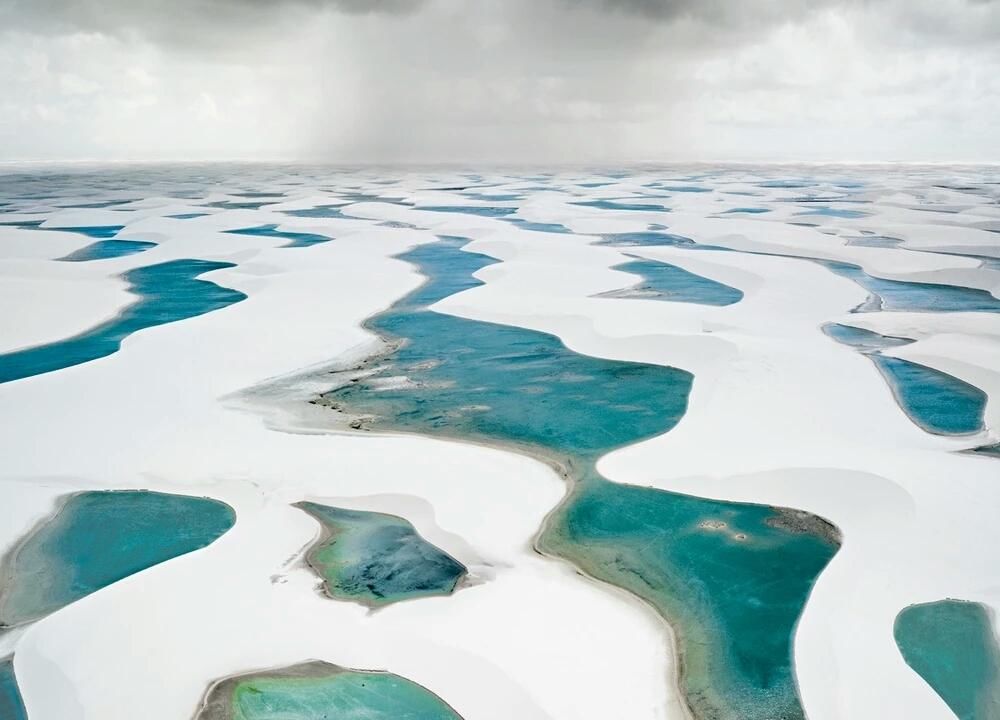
{"left": 0, "top": 0, "right": 998, "bottom": 163}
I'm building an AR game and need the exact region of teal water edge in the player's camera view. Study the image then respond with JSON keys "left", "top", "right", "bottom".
{"left": 822, "top": 323, "right": 914, "bottom": 353}
{"left": 603, "top": 258, "right": 744, "bottom": 306}
{"left": 223, "top": 224, "right": 332, "bottom": 249}
{"left": 873, "top": 356, "right": 986, "bottom": 435}
{"left": 795, "top": 207, "right": 869, "bottom": 219}
{"left": 895, "top": 600, "right": 1000, "bottom": 720}
{"left": 817, "top": 260, "right": 1000, "bottom": 314}
{"left": 503, "top": 218, "right": 572, "bottom": 233}
{"left": 971, "top": 443, "right": 1000, "bottom": 458}
{"left": 294, "top": 502, "right": 466, "bottom": 607}
{"left": 573, "top": 199, "right": 670, "bottom": 212}
{"left": 823, "top": 323, "right": 986, "bottom": 435}
{"left": 0, "top": 259, "right": 246, "bottom": 385}
{"left": 194, "top": 661, "right": 463, "bottom": 720}
{"left": 0, "top": 658, "right": 28, "bottom": 720}
{"left": 57, "top": 239, "right": 157, "bottom": 262}
{"left": 0, "top": 490, "right": 236, "bottom": 628}
{"left": 0, "top": 221, "right": 123, "bottom": 239}
{"left": 314, "top": 236, "right": 840, "bottom": 720}
{"left": 419, "top": 205, "right": 517, "bottom": 217}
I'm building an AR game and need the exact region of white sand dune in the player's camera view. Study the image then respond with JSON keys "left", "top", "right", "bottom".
{"left": 1, "top": 167, "right": 998, "bottom": 720}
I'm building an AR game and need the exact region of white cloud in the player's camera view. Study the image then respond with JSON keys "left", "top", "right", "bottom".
{"left": 0, "top": 0, "right": 997, "bottom": 162}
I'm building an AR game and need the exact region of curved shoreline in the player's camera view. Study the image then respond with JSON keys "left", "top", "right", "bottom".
{"left": 253, "top": 234, "right": 841, "bottom": 720}
{"left": 0, "top": 489, "right": 237, "bottom": 629}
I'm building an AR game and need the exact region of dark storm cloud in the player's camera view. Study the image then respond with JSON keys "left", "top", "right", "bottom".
{"left": 3, "top": 0, "right": 997, "bottom": 49}
{"left": 0, "top": 0, "right": 423, "bottom": 40}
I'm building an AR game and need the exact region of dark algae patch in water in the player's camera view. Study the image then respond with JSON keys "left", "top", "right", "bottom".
{"left": 895, "top": 600, "right": 1000, "bottom": 720}
{"left": 0, "top": 490, "right": 235, "bottom": 628}
{"left": 0, "top": 657, "right": 27, "bottom": 720}
{"left": 295, "top": 502, "right": 466, "bottom": 607}
{"left": 194, "top": 661, "right": 463, "bottom": 720}
{"left": 0, "top": 258, "right": 246, "bottom": 384}
{"left": 310, "top": 237, "right": 840, "bottom": 719}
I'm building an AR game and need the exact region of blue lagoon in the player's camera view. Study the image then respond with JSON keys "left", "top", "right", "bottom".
{"left": 310, "top": 236, "right": 839, "bottom": 720}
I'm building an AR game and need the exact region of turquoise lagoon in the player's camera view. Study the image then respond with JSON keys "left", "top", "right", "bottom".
{"left": 419, "top": 206, "right": 517, "bottom": 217}
{"left": 295, "top": 502, "right": 466, "bottom": 607}
{"left": 0, "top": 259, "right": 246, "bottom": 385}
{"left": 0, "top": 658, "right": 27, "bottom": 720}
{"left": 574, "top": 199, "right": 670, "bottom": 212}
{"left": 817, "top": 260, "right": 1000, "bottom": 314}
{"left": 57, "top": 239, "right": 157, "bottom": 262}
{"left": 895, "top": 600, "right": 1000, "bottom": 720}
{"left": 503, "top": 218, "right": 572, "bottom": 233}
{"left": 195, "top": 662, "right": 462, "bottom": 720}
{"left": 822, "top": 323, "right": 913, "bottom": 354}
{"left": 873, "top": 356, "right": 986, "bottom": 435}
{"left": 794, "top": 208, "right": 869, "bottom": 219}
{"left": 224, "top": 224, "right": 332, "bottom": 248}
{"left": 603, "top": 257, "right": 744, "bottom": 306}
{"left": 0, "top": 220, "right": 124, "bottom": 239}
{"left": 283, "top": 205, "right": 354, "bottom": 219}
{"left": 0, "top": 490, "right": 235, "bottom": 628}
{"left": 823, "top": 324, "right": 987, "bottom": 435}
{"left": 315, "top": 236, "right": 839, "bottom": 719}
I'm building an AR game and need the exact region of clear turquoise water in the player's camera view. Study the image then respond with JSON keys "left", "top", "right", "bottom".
{"left": 48, "top": 225, "right": 124, "bottom": 239}
{"left": 502, "top": 218, "right": 572, "bottom": 233}
{"left": 460, "top": 192, "right": 523, "bottom": 201}
{"left": 419, "top": 206, "right": 517, "bottom": 217}
{"left": 795, "top": 208, "right": 869, "bottom": 219}
{"left": 0, "top": 220, "right": 124, "bottom": 239}
{"left": 0, "top": 490, "right": 235, "bottom": 628}
{"left": 605, "top": 258, "right": 744, "bottom": 306}
{"left": 817, "top": 260, "right": 1000, "bottom": 313}
{"left": 196, "top": 662, "right": 462, "bottom": 720}
{"left": 0, "top": 259, "right": 247, "bottom": 385}
{"left": 822, "top": 323, "right": 914, "bottom": 353}
{"left": 224, "top": 224, "right": 332, "bottom": 248}
{"left": 295, "top": 502, "right": 466, "bottom": 607}
{"left": 895, "top": 600, "right": 1000, "bottom": 720}
{"left": 283, "top": 205, "right": 353, "bottom": 219}
{"left": 57, "top": 239, "right": 157, "bottom": 262}
{"left": 845, "top": 235, "right": 903, "bottom": 249}
{"left": 204, "top": 200, "right": 276, "bottom": 211}
{"left": 822, "top": 323, "right": 986, "bottom": 435}
{"left": 573, "top": 199, "right": 670, "bottom": 212}
{"left": 57, "top": 200, "right": 133, "bottom": 209}
{"left": 597, "top": 231, "right": 699, "bottom": 249}
{"left": 0, "top": 658, "right": 27, "bottom": 720}
{"left": 758, "top": 180, "right": 812, "bottom": 189}
{"left": 872, "top": 356, "right": 986, "bottom": 435}
{"left": 319, "top": 236, "right": 839, "bottom": 720}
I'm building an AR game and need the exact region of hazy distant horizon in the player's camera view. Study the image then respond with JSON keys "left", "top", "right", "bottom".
{"left": 2, "top": 0, "right": 998, "bottom": 164}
